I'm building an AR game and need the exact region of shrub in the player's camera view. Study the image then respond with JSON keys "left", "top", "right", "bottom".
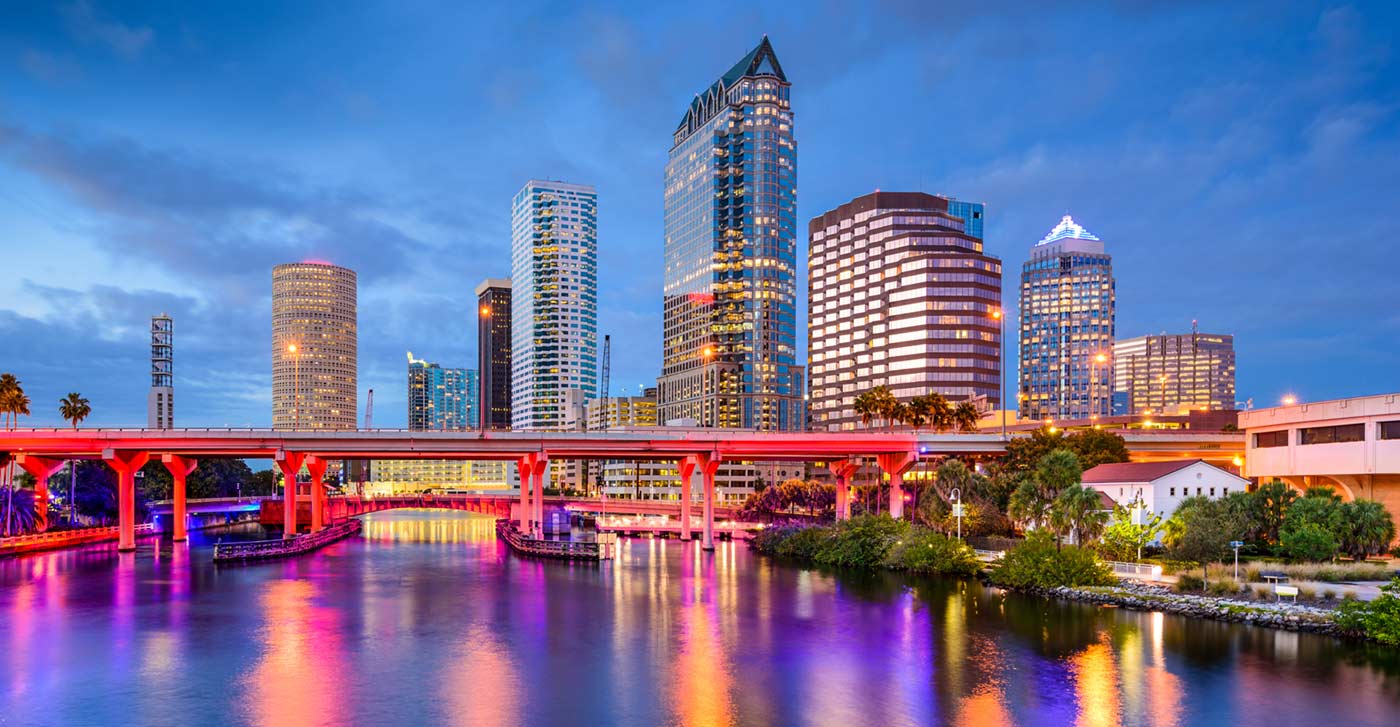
{"left": 1342, "top": 591, "right": 1359, "bottom": 602}
{"left": 1245, "top": 566, "right": 1262, "bottom": 582}
{"left": 1335, "top": 578, "right": 1400, "bottom": 645}
{"left": 775, "top": 525, "right": 833, "bottom": 560}
{"left": 1297, "top": 586, "right": 1317, "bottom": 601}
{"left": 990, "top": 531, "right": 1116, "bottom": 589}
{"left": 812, "top": 515, "right": 909, "bottom": 569}
{"left": 1322, "top": 589, "right": 1337, "bottom": 601}
{"left": 1175, "top": 573, "right": 1204, "bottom": 592}
{"left": 883, "top": 529, "right": 981, "bottom": 577}
{"left": 750, "top": 524, "right": 808, "bottom": 555}
{"left": 1207, "top": 578, "right": 1239, "bottom": 597}
{"left": 1253, "top": 585, "right": 1272, "bottom": 600}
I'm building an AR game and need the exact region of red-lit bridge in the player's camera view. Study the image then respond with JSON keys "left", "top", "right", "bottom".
{"left": 0, "top": 427, "right": 1242, "bottom": 552}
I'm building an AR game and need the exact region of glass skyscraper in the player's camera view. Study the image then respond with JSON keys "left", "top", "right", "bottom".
{"left": 476, "top": 278, "right": 512, "bottom": 430}
{"left": 1018, "top": 215, "right": 1115, "bottom": 421}
{"left": 658, "top": 36, "right": 803, "bottom": 431}
{"left": 945, "top": 199, "right": 986, "bottom": 241}
{"left": 510, "top": 180, "right": 599, "bottom": 431}
{"left": 407, "top": 353, "right": 477, "bottom": 430}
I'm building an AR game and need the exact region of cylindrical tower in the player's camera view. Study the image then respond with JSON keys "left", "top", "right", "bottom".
{"left": 272, "top": 262, "right": 358, "bottom": 430}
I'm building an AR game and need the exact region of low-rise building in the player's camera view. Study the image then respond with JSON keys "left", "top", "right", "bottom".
{"left": 1083, "top": 459, "right": 1249, "bottom": 519}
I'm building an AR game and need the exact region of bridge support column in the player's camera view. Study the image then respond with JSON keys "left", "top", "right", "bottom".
{"left": 15, "top": 455, "right": 64, "bottom": 533}
{"left": 274, "top": 450, "right": 307, "bottom": 539}
{"left": 696, "top": 453, "right": 720, "bottom": 551}
{"left": 160, "top": 454, "right": 198, "bottom": 541}
{"left": 102, "top": 449, "right": 150, "bottom": 551}
{"left": 877, "top": 451, "right": 918, "bottom": 520}
{"left": 679, "top": 456, "right": 698, "bottom": 541}
{"left": 533, "top": 458, "right": 550, "bottom": 538}
{"left": 305, "top": 455, "right": 328, "bottom": 533}
{"left": 829, "top": 459, "right": 860, "bottom": 521}
{"left": 516, "top": 455, "right": 534, "bottom": 532}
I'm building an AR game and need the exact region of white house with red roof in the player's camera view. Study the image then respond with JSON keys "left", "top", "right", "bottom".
{"left": 1082, "top": 459, "right": 1250, "bottom": 519}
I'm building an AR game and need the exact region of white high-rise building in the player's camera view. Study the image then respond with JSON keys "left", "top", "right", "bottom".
{"left": 147, "top": 313, "right": 174, "bottom": 429}
{"left": 510, "top": 180, "right": 599, "bottom": 431}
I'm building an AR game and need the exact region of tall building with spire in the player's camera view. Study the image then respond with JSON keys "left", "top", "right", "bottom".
{"left": 147, "top": 313, "right": 173, "bottom": 429}
{"left": 1018, "top": 215, "right": 1115, "bottom": 421}
{"left": 658, "top": 36, "right": 803, "bottom": 430}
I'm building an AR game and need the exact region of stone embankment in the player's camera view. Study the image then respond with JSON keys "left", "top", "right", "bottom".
{"left": 1018, "top": 581, "right": 1345, "bottom": 637}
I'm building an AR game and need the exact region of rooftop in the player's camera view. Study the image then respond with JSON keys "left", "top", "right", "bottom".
{"left": 1036, "top": 215, "right": 1100, "bottom": 246}
{"left": 1082, "top": 459, "right": 1202, "bottom": 484}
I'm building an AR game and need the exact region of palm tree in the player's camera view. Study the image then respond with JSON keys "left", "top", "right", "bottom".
{"left": 868, "top": 385, "right": 897, "bottom": 430}
{"left": 1339, "top": 499, "right": 1396, "bottom": 560}
{"left": 1052, "top": 485, "right": 1110, "bottom": 547}
{"left": 59, "top": 393, "right": 92, "bottom": 526}
{"left": 1, "top": 377, "right": 30, "bottom": 535}
{"left": 853, "top": 392, "right": 875, "bottom": 430}
{"left": 927, "top": 393, "right": 953, "bottom": 433}
{"left": 952, "top": 401, "right": 980, "bottom": 432}
{"left": 905, "top": 396, "right": 930, "bottom": 431}
{"left": 889, "top": 402, "right": 909, "bottom": 430}
{"left": 0, "top": 373, "right": 18, "bottom": 429}
{"left": 1008, "top": 479, "right": 1052, "bottom": 532}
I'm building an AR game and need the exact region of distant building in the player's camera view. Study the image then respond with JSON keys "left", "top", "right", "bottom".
{"left": 147, "top": 313, "right": 173, "bottom": 429}
{"left": 657, "top": 36, "right": 804, "bottom": 431}
{"left": 476, "top": 278, "right": 512, "bottom": 430}
{"left": 1019, "top": 215, "right": 1115, "bottom": 422}
{"left": 588, "top": 387, "right": 659, "bottom": 430}
{"left": 510, "top": 180, "right": 598, "bottom": 431}
{"left": 1114, "top": 330, "right": 1235, "bottom": 415}
{"left": 407, "top": 353, "right": 477, "bottom": 430}
{"left": 808, "top": 191, "right": 1002, "bottom": 431}
{"left": 272, "top": 262, "right": 357, "bottom": 430}
{"left": 944, "top": 198, "right": 986, "bottom": 241}
{"left": 368, "top": 459, "right": 514, "bottom": 496}
{"left": 1084, "top": 460, "right": 1249, "bottom": 520}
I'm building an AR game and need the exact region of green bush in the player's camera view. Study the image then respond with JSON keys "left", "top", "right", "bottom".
{"left": 1281, "top": 523, "right": 1339, "bottom": 562}
{"left": 1175, "top": 573, "right": 1204, "bottom": 592}
{"left": 989, "top": 531, "right": 1116, "bottom": 589}
{"left": 812, "top": 515, "right": 909, "bottom": 569}
{"left": 750, "top": 524, "right": 807, "bottom": 555}
{"left": 1207, "top": 578, "right": 1239, "bottom": 596}
{"left": 774, "top": 525, "right": 833, "bottom": 560}
{"left": 883, "top": 529, "right": 981, "bottom": 577}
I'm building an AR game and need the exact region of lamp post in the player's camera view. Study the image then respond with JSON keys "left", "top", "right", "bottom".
{"left": 991, "top": 309, "right": 1006, "bottom": 440}
{"left": 702, "top": 345, "right": 715, "bottom": 428}
{"left": 479, "top": 304, "right": 491, "bottom": 433}
{"left": 950, "top": 487, "right": 963, "bottom": 541}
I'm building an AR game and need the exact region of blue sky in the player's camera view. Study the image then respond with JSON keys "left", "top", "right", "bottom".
{"left": 1, "top": 1, "right": 1397, "bottom": 427}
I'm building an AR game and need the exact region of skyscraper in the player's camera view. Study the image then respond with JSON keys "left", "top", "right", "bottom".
{"left": 1114, "top": 329, "right": 1236, "bottom": 415}
{"left": 272, "top": 262, "right": 357, "bottom": 430}
{"left": 407, "top": 352, "right": 478, "bottom": 430}
{"left": 510, "top": 180, "right": 599, "bottom": 430}
{"left": 1018, "top": 215, "right": 1115, "bottom": 421}
{"left": 944, "top": 198, "right": 986, "bottom": 241}
{"left": 147, "top": 313, "right": 173, "bottom": 429}
{"left": 476, "top": 278, "right": 512, "bottom": 430}
{"left": 658, "top": 36, "right": 803, "bottom": 430}
{"left": 808, "top": 192, "right": 1002, "bottom": 431}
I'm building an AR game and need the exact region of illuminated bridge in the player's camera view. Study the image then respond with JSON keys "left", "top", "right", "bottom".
{"left": 0, "top": 427, "right": 1242, "bottom": 553}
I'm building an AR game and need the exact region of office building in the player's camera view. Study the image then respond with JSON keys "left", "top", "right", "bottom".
{"left": 944, "top": 198, "right": 986, "bottom": 241}
{"left": 272, "top": 262, "right": 357, "bottom": 430}
{"left": 407, "top": 353, "right": 478, "bottom": 430}
{"left": 1019, "top": 215, "right": 1115, "bottom": 421}
{"left": 1114, "top": 329, "right": 1235, "bottom": 415}
{"left": 147, "top": 313, "right": 173, "bottom": 429}
{"left": 658, "top": 36, "right": 804, "bottom": 431}
{"left": 808, "top": 192, "right": 1002, "bottom": 431}
{"left": 510, "top": 181, "right": 599, "bottom": 431}
{"left": 476, "top": 278, "right": 512, "bottom": 430}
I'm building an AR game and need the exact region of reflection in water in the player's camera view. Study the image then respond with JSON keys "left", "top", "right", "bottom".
{"left": 1, "top": 511, "right": 1399, "bottom": 727}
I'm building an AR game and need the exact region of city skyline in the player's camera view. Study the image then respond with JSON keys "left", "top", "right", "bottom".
{"left": 2, "top": 2, "right": 1397, "bottom": 426}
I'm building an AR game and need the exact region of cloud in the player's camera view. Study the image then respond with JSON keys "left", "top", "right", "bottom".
{"left": 60, "top": 1, "right": 154, "bottom": 59}
{"left": 18, "top": 49, "right": 81, "bottom": 83}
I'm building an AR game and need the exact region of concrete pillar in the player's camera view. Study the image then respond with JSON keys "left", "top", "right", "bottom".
{"left": 876, "top": 452, "right": 918, "bottom": 521}
{"left": 305, "top": 456, "right": 328, "bottom": 533}
{"left": 102, "top": 449, "right": 150, "bottom": 551}
{"left": 274, "top": 450, "right": 306, "bottom": 540}
{"left": 533, "top": 458, "right": 551, "bottom": 537}
{"left": 679, "top": 456, "right": 697, "bottom": 541}
{"left": 516, "top": 455, "right": 532, "bottom": 531}
{"left": 697, "top": 453, "right": 719, "bottom": 551}
{"left": 829, "top": 460, "right": 859, "bottom": 521}
{"left": 160, "top": 454, "right": 198, "bottom": 541}
{"left": 15, "top": 455, "right": 64, "bottom": 533}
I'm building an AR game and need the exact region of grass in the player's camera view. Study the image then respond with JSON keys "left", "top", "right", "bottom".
{"left": 1241, "top": 562, "right": 1392, "bottom": 583}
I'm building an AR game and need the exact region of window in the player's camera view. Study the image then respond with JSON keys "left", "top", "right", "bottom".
{"left": 1299, "top": 424, "right": 1365, "bottom": 445}
{"left": 1209, "top": 488, "right": 1215, "bottom": 497}
{"left": 1169, "top": 487, "right": 1175, "bottom": 497}
{"left": 1254, "top": 430, "right": 1288, "bottom": 448}
{"left": 1380, "top": 421, "right": 1400, "bottom": 440}
{"left": 1196, "top": 488, "right": 1202, "bottom": 496}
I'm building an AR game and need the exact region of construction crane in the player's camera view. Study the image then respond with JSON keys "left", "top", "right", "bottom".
{"left": 364, "top": 388, "right": 374, "bottom": 430}
{"left": 599, "top": 334, "right": 611, "bottom": 428}
{"left": 355, "top": 389, "right": 374, "bottom": 496}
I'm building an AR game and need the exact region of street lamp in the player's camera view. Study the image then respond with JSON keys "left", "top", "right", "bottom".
{"left": 1281, "top": 394, "right": 1297, "bottom": 406}
{"left": 287, "top": 343, "right": 300, "bottom": 431}
{"left": 950, "top": 487, "right": 963, "bottom": 540}
{"left": 991, "top": 309, "right": 1006, "bottom": 440}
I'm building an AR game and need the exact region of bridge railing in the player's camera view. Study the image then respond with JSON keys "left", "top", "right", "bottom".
{"left": 0, "top": 524, "right": 154, "bottom": 550}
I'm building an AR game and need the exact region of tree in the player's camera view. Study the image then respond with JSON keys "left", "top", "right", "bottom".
{"left": 1009, "top": 449, "right": 1081, "bottom": 534}
{"left": 926, "top": 393, "right": 953, "bottom": 433}
{"left": 1338, "top": 500, "right": 1396, "bottom": 560}
{"left": 1166, "top": 496, "right": 1233, "bottom": 563}
{"left": 1002, "top": 427, "right": 1128, "bottom": 474}
{"left": 1051, "top": 485, "right": 1110, "bottom": 547}
{"left": 1098, "top": 498, "right": 1164, "bottom": 562}
{"left": 58, "top": 392, "right": 92, "bottom": 525}
{"left": 889, "top": 402, "right": 909, "bottom": 430}
{"left": 870, "top": 386, "right": 898, "bottom": 430}
{"left": 1218, "top": 490, "right": 1265, "bottom": 546}
{"left": 1, "top": 375, "right": 32, "bottom": 535}
{"left": 0, "top": 373, "right": 20, "bottom": 428}
{"left": 248, "top": 470, "right": 279, "bottom": 496}
{"left": 952, "top": 401, "right": 980, "bottom": 433}
{"left": 1282, "top": 524, "right": 1339, "bottom": 562}
{"left": 1008, "top": 479, "right": 1051, "bottom": 531}
{"left": 1252, "top": 480, "right": 1297, "bottom": 545}
{"left": 853, "top": 392, "right": 875, "bottom": 430}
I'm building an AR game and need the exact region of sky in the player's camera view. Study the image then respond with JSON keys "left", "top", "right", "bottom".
{"left": 1, "top": 0, "right": 1397, "bottom": 428}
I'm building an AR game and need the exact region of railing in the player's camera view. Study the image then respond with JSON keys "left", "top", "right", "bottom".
{"left": 213, "top": 519, "right": 361, "bottom": 562}
{"left": 1, "top": 524, "right": 154, "bottom": 553}
{"left": 495, "top": 519, "right": 616, "bottom": 560}
{"left": 1105, "top": 560, "right": 1164, "bottom": 581}
{"left": 973, "top": 548, "right": 1004, "bottom": 562}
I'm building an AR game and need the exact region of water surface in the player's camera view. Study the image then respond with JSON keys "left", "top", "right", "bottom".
{"left": 1, "top": 509, "right": 1396, "bottom": 726}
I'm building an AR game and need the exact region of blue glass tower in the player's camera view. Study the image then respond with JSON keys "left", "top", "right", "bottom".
{"left": 658, "top": 36, "right": 803, "bottom": 430}
{"left": 945, "top": 199, "right": 985, "bottom": 241}
{"left": 407, "top": 352, "right": 478, "bottom": 430}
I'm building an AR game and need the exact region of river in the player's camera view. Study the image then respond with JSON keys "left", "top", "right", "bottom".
{"left": 1, "top": 509, "right": 1396, "bottom": 726}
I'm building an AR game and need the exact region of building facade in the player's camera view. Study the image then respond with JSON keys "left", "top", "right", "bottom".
{"left": 808, "top": 192, "right": 1003, "bottom": 431}
{"left": 658, "top": 36, "right": 804, "bottom": 431}
{"left": 147, "top": 313, "right": 173, "bottom": 429}
{"left": 476, "top": 278, "right": 512, "bottom": 430}
{"left": 1114, "top": 330, "right": 1235, "bottom": 415}
{"left": 407, "top": 353, "right": 478, "bottom": 430}
{"left": 944, "top": 198, "right": 986, "bottom": 241}
{"left": 272, "top": 262, "right": 357, "bottom": 430}
{"left": 510, "top": 181, "right": 599, "bottom": 431}
{"left": 1019, "top": 215, "right": 1115, "bottom": 422}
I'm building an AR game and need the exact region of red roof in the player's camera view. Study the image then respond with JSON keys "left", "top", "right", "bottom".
{"left": 1082, "top": 459, "right": 1203, "bottom": 484}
